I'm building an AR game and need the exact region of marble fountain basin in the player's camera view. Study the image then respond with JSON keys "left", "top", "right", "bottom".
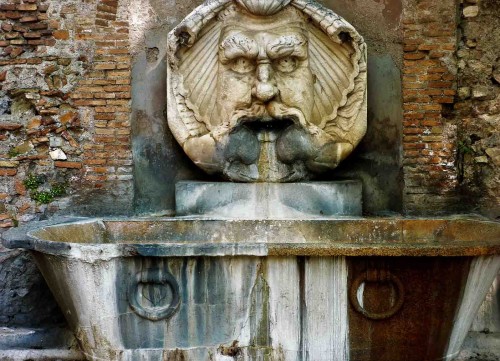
{"left": 3, "top": 217, "right": 500, "bottom": 361}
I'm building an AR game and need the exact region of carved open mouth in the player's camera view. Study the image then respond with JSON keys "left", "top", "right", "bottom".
{"left": 239, "top": 116, "right": 296, "bottom": 133}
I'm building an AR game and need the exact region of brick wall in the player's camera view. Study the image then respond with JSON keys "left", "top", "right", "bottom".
{"left": 0, "top": 0, "right": 499, "bottom": 356}
{"left": 402, "top": 0, "right": 499, "bottom": 217}
{"left": 72, "top": 0, "right": 132, "bottom": 187}
{"left": 1, "top": 1, "right": 497, "bottom": 222}
{"left": 0, "top": 0, "right": 132, "bottom": 228}
{"left": 402, "top": 0, "right": 460, "bottom": 214}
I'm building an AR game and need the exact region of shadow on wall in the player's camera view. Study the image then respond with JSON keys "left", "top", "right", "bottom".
{"left": 0, "top": 250, "right": 64, "bottom": 327}
{"left": 333, "top": 55, "right": 403, "bottom": 215}
{"left": 132, "top": 26, "right": 207, "bottom": 216}
{"left": 131, "top": 1, "right": 403, "bottom": 216}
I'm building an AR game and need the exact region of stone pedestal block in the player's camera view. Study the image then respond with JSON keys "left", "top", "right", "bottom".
{"left": 175, "top": 181, "right": 362, "bottom": 218}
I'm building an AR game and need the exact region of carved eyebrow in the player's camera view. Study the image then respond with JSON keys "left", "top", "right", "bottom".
{"left": 219, "top": 33, "right": 258, "bottom": 62}
{"left": 267, "top": 34, "right": 308, "bottom": 60}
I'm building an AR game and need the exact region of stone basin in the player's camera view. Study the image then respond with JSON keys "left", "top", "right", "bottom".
{"left": 3, "top": 217, "right": 500, "bottom": 361}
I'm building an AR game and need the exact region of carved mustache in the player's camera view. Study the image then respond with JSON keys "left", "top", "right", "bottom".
{"left": 229, "top": 101, "right": 307, "bottom": 128}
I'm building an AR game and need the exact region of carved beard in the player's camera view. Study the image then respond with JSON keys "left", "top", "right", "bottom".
{"left": 221, "top": 101, "right": 317, "bottom": 182}
{"left": 229, "top": 101, "right": 307, "bottom": 128}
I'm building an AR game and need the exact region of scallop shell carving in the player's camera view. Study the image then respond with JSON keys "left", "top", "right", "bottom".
{"left": 236, "top": 0, "right": 292, "bottom": 15}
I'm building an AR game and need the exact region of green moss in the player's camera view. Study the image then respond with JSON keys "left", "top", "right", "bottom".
{"left": 31, "top": 190, "right": 54, "bottom": 204}
{"left": 458, "top": 140, "right": 474, "bottom": 155}
{"left": 7, "top": 148, "right": 20, "bottom": 158}
{"left": 23, "top": 174, "right": 45, "bottom": 190}
{"left": 23, "top": 175, "right": 67, "bottom": 204}
{"left": 50, "top": 183, "right": 66, "bottom": 197}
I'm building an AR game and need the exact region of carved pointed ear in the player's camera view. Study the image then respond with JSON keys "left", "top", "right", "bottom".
{"left": 169, "top": 0, "right": 231, "bottom": 49}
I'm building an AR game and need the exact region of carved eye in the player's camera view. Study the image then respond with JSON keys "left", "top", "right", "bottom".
{"left": 230, "top": 57, "right": 255, "bottom": 74}
{"left": 274, "top": 56, "right": 298, "bottom": 73}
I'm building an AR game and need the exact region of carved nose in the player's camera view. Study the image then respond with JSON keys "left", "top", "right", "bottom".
{"left": 252, "top": 63, "right": 278, "bottom": 102}
{"left": 254, "top": 82, "right": 277, "bottom": 102}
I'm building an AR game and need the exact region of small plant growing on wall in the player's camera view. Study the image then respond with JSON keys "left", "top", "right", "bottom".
{"left": 7, "top": 148, "right": 20, "bottom": 158}
{"left": 456, "top": 139, "right": 475, "bottom": 183}
{"left": 23, "top": 174, "right": 44, "bottom": 190}
{"left": 23, "top": 174, "right": 67, "bottom": 204}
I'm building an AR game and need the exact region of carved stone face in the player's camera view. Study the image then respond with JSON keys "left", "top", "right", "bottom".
{"left": 167, "top": 0, "right": 367, "bottom": 182}
{"left": 213, "top": 16, "right": 318, "bottom": 181}
{"left": 216, "top": 25, "right": 314, "bottom": 130}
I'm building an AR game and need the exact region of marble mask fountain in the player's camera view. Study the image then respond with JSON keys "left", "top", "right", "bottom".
{"left": 3, "top": 0, "right": 500, "bottom": 360}
{"left": 167, "top": 0, "right": 367, "bottom": 183}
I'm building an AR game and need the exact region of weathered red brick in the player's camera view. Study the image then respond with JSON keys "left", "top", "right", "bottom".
{"left": 16, "top": 4, "right": 37, "bottom": 11}
{"left": 0, "top": 168, "right": 17, "bottom": 176}
{"left": 20, "top": 16, "right": 38, "bottom": 23}
{"left": 0, "top": 4, "right": 16, "bottom": 11}
{"left": 0, "top": 122, "right": 22, "bottom": 130}
{"left": 5, "top": 11, "right": 23, "bottom": 20}
{"left": 23, "top": 32, "right": 41, "bottom": 39}
{"left": 54, "top": 161, "right": 82, "bottom": 169}
{"left": 53, "top": 30, "right": 69, "bottom": 40}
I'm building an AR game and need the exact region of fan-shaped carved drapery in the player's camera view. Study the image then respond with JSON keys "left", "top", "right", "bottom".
{"left": 167, "top": 0, "right": 367, "bottom": 182}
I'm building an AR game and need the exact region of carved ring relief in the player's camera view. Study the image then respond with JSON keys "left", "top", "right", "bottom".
{"left": 167, "top": 0, "right": 367, "bottom": 182}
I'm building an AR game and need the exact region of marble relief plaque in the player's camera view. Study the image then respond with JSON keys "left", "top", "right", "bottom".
{"left": 167, "top": 0, "right": 367, "bottom": 182}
